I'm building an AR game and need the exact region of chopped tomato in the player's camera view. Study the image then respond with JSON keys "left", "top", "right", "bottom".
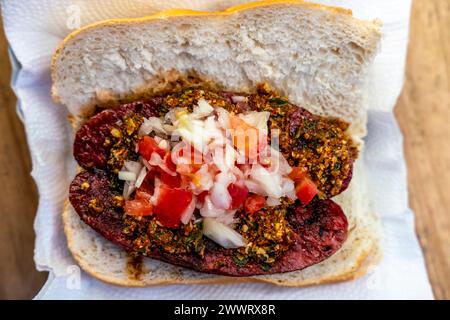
{"left": 138, "top": 170, "right": 156, "bottom": 194}
{"left": 124, "top": 191, "right": 153, "bottom": 216}
{"left": 229, "top": 115, "right": 268, "bottom": 159}
{"left": 154, "top": 185, "right": 193, "bottom": 228}
{"left": 160, "top": 170, "right": 181, "bottom": 188}
{"left": 197, "top": 191, "right": 208, "bottom": 203}
{"left": 163, "top": 153, "right": 177, "bottom": 172}
{"left": 244, "top": 194, "right": 266, "bottom": 214}
{"left": 135, "top": 190, "right": 152, "bottom": 201}
{"left": 227, "top": 183, "right": 249, "bottom": 209}
{"left": 295, "top": 177, "right": 318, "bottom": 205}
{"left": 288, "top": 166, "right": 308, "bottom": 182}
{"left": 138, "top": 136, "right": 166, "bottom": 160}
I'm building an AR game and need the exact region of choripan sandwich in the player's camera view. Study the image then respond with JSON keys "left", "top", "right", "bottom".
{"left": 51, "top": 0, "right": 382, "bottom": 286}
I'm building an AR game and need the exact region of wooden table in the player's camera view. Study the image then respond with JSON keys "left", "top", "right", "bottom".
{"left": 0, "top": 0, "right": 448, "bottom": 299}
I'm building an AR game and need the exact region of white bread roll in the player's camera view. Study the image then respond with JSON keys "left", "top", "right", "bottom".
{"left": 53, "top": 0, "right": 382, "bottom": 286}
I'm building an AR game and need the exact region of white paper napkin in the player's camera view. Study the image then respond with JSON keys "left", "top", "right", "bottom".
{"left": 1, "top": 0, "right": 434, "bottom": 299}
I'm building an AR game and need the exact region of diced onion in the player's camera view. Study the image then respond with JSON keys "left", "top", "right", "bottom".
{"left": 231, "top": 95, "right": 246, "bottom": 103}
{"left": 133, "top": 101, "right": 297, "bottom": 219}
{"left": 122, "top": 181, "right": 136, "bottom": 200}
{"left": 210, "top": 183, "right": 232, "bottom": 210}
{"left": 124, "top": 161, "right": 142, "bottom": 175}
{"left": 238, "top": 111, "right": 270, "bottom": 134}
{"left": 203, "top": 218, "right": 246, "bottom": 249}
{"left": 282, "top": 178, "right": 296, "bottom": 200}
{"left": 158, "top": 139, "right": 169, "bottom": 150}
{"left": 192, "top": 98, "right": 214, "bottom": 119}
{"left": 118, "top": 171, "right": 137, "bottom": 181}
{"left": 135, "top": 166, "right": 147, "bottom": 188}
{"left": 243, "top": 179, "right": 265, "bottom": 195}
{"left": 180, "top": 198, "right": 196, "bottom": 225}
{"left": 216, "top": 107, "right": 230, "bottom": 129}
{"left": 213, "top": 144, "right": 236, "bottom": 172}
{"left": 139, "top": 117, "right": 166, "bottom": 136}
{"left": 216, "top": 210, "right": 237, "bottom": 226}
{"left": 199, "top": 196, "right": 224, "bottom": 218}
{"left": 266, "top": 197, "right": 281, "bottom": 206}
{"left": 249, "top": 164, "right": 283, "bottom": 198}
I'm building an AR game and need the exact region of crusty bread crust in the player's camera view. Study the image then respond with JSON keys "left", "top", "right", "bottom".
{"left": 63, "top": 157, "right": 381, "bottom": 287}
{"left": 51, "top": 0, "right": 381, "bottom": 125}
{"left": 63, "top": 206, "right": 378, "bottom": 287}
{"left": 51, "top": 0, "right": 352, "bottom": 85}
{"left": 56, "top": 0, "right": 382, "bottom": 287}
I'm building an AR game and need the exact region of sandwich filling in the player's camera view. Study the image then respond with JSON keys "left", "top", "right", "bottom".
{"left": 70, "top": 85, "right": 356, "bottom": 275}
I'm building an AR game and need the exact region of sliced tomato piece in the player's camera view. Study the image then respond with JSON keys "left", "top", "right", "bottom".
{"left": 288, "top": 166, "right": 308, "bottom": 182}
{"left": 295, "top": 177, "right": 318, "bottom": 205}
{"left": 244, "top": 194, "right": 266, "bottom": 214}
{"left": 138, "top": 170, "right": 156, "bottom": 194}
{"left": 197, "top": 191, "right": 208, "bottom": 204}
{"left": 138, "top": 136, "right": 166, "bottom": 160}
{"left": 163, "top": 152, "right": 177, "bottom": 172}
{"left": 135, "top": 190, "right": 152, "bottom": 201}
{"left": 229, "top": 115, "right": 268, "bottom": 159}
{"left": 227, "top": 183, "right": 249, "bottom": 209}
{"left": 154, "top": 185, "right": 193, "bottom": 228}
{"left": 124, "top": 195, "right": 153, "bottom": 216}
{"left": 160, "top": 170, "right": 181, "bottom": 188}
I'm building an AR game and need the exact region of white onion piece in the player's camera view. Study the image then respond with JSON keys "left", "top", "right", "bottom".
{"left": 118, "top": 171, "right": 137, "bottom": 181}
{"left": 282, "top": 178, "right": 297, "bottom": 200}
{"left": 210, "top": 183, "right": 232, "bottom": 210}
{"left": 192, "top": 98, "right": 214, "bottom": 119}
{"left": 204, "top": 116, "right": 226, "bottom": 147}
{"left": 203, "top": 218, "right": 246, "bottom": 249}
{"left": 213, "top": 144, "right": 236, "bottom": 172}
{"left": 122, "top": 181, "right": 136, "bottom": 200}
{"left": 190, "top": 165, "right": 213, "bottom": 193}
{"left": 139, "top": 117, "right": 166, "bottom": 136}
{"left": 163, "top": 124, "right": 176, "bottom": 133}
{"left": 158, "top": 139, "right": 169, "bottom": 150}
{"left": 135, "top": 166, "right": 147, "bottom": 188}
{"left": 249, "top": 164, "right": 283, "bottom": 198}
{"left": 173, "top": 110, "right": 207, "bottom": 151}
{"left": 124, "top": 161, "right": 142, "bottom": 175}
{"left": 243, "top": 180, "right": 266, "bottom": 195}
{"left": 216, "top": 210, "right": 237, "bottom": 226}
{"left": 231, "top": 165, "right": 244, "bottom": 179}
{"left": 262, "top": 146, "right": 292, "bottom": 175}
{"left": 209, "top": 172, "right": 234, "bottom": 210}
{"left": 216, "top": 171, "right": 236, "bottom": 186}
{"left": 266, "top": 197, "right": 281, "bottom": 207}
{"left": 231, "top": 95, "right": 246, "bottom": 103}
{"left": 200, "top": 196, "right": 224, "bottom": 218}
{"left": 180, "top": 198, "right": 196, "bottom": 224}
{"left": 164, "top": 107, "right": 183, "bottom": 124}
{"left": 238, "top": 111, "right": 270, "bottom": 134}
{"left": 216, "top": 107, "right": 230, "bottom": 129}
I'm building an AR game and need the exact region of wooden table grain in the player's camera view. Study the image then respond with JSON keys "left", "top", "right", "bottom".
{"left": 394, "top": 0, "right": 450, "bottom": 300}
{"left": 0, "top": 0, "right": 448, "bottom": 299}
